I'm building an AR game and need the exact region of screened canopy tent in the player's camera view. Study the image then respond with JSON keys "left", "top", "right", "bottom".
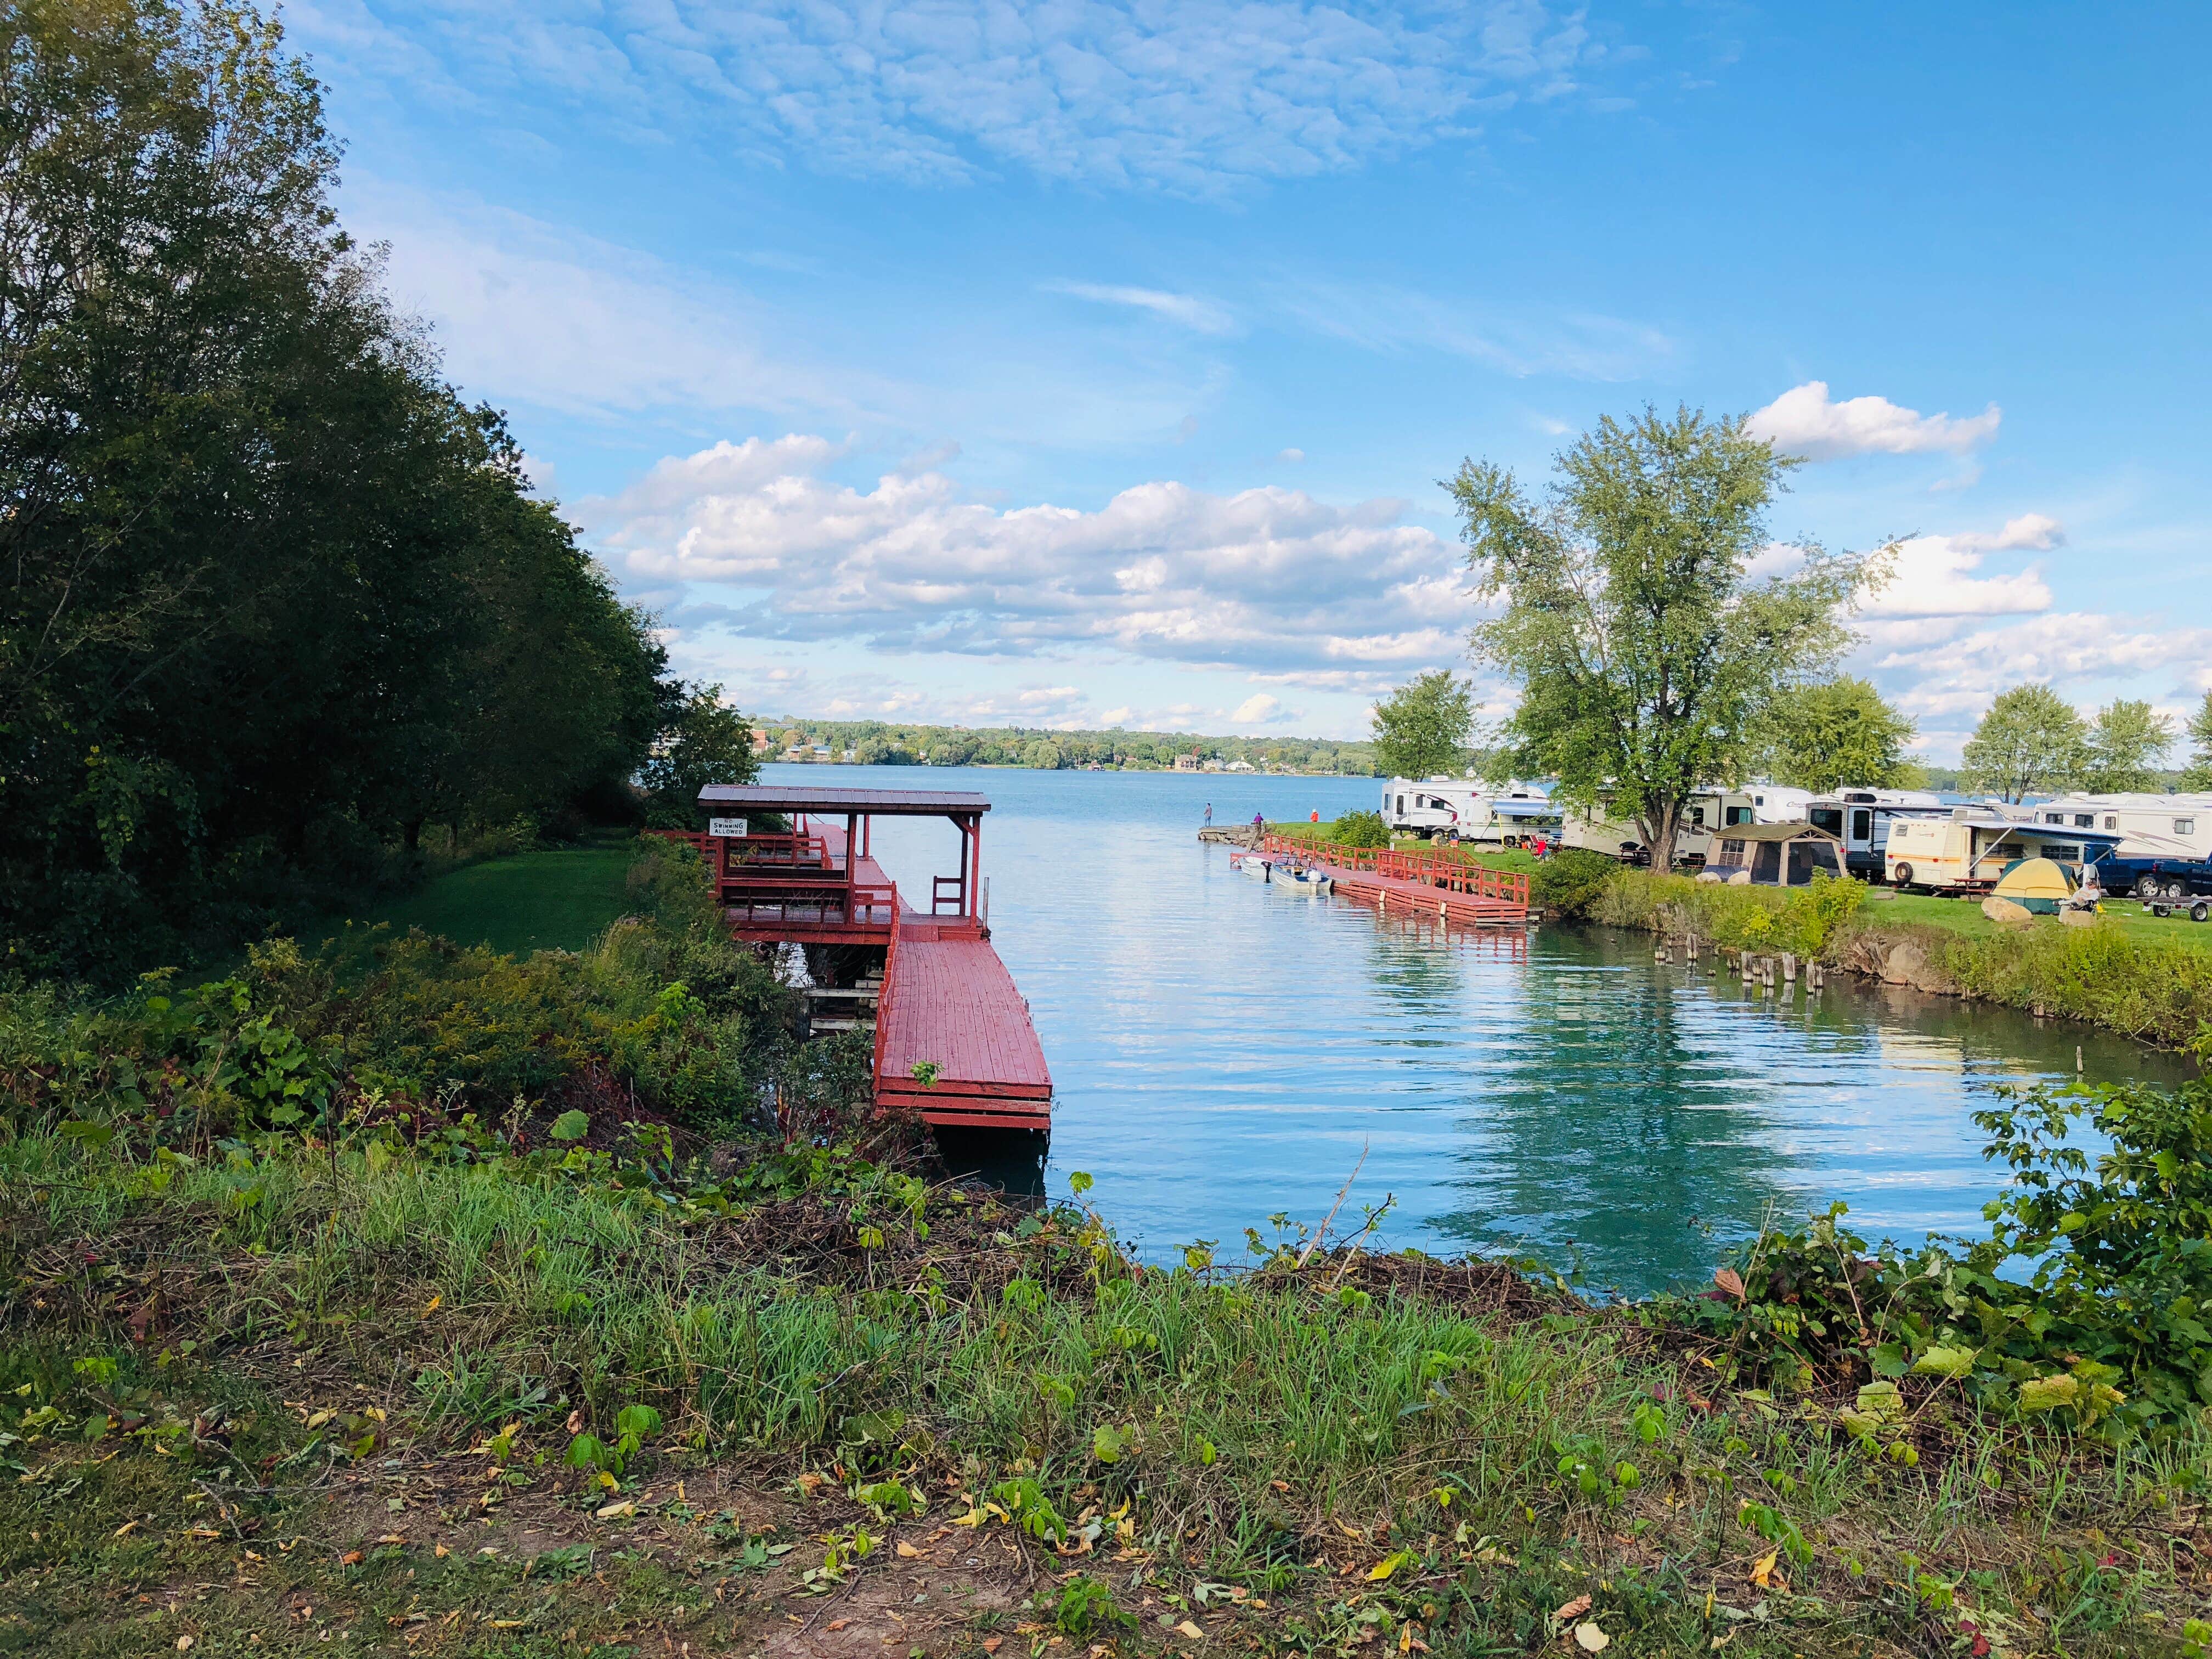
{"left": 1707, "top": 823, "right": 1846, "bottom": 887}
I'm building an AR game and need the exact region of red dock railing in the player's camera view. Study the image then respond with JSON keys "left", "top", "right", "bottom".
{"left": 1262, "top": 832, "right": 1530, "bottom": 907}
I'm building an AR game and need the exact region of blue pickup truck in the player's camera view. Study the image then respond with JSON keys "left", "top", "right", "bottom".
{"left": 2091, "top": 851, "right": 2212, "bottom": 905}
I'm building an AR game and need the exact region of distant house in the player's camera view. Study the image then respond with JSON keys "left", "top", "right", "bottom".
{"left": 750, "top": 728, "right": 772, "bottom": 754}
{"left": 1173, "top": 755, "right": 1201, "bottom": 771}
{"left": 1225, "top": 759, "right": 1256, "bottom": 773}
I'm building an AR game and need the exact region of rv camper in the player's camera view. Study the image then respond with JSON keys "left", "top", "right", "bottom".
{"left": 1803, "top": 789, "right": 1954, "bottom": 881}
{"left": 1380, "top": 778, "right": 1481, "bottom": 839}
{"left": 1380, "top": 779, "right": 1562, "bottom": 844}
{"left": 2013, "top": 792, "right": 2212, "bottom": 900}
{"left": 1559, "top": 788, "right": 1758, "bottom": 867}
{"left": 1884, "top": 810, "right": 2125, "bottom": 895}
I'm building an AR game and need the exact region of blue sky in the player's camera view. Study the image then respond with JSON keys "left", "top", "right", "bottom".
{"left": 291, "top": 1, "right": 2212, "bottom": 758}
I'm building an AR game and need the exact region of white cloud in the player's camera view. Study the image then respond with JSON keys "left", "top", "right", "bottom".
{"left": 1277, "top": 448, "right": 1306, "bottom": 464}
{"left": 583, "top": 435, "right": 1471, "bottom": 685}
{"left": 297, "top": 1, "right": 1602, "bottom": 198}
{"left": 1045, "top": 282, "right": 1234, "bottom": 334}
{"left": 1746, "top": 381, "right": 2002, "bottom": 462}
{"left": 1872, "top": 613, "right": 2212, "bottom": 726}
{"left": 1861, "top": 514, "right": 2059, "bottom": 620}
{"left": 1232, "top": 693, "right": 1286, "bottom": 725}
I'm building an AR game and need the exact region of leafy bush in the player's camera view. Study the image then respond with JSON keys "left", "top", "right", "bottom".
{"left": 1529, "top": 848, "right": 1618, "bottom": 919}
{"left": 0, "top": 839, "right": 797, "bottom": 1141}
{"left": 1334, "top": 810, "right": 1390, "bottom": 848}
{"left": 1598, "top": 868, "right": 1865, "bottom": 957}
{"left": 1681, "top": 1046, "right": 2212, "bottom": 1433}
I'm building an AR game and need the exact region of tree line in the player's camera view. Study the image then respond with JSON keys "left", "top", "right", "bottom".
{"left": 766, "top": 719, "right": 1378, "bottom": 774}
{"left": 1367, "top": 407, "right": 2210, "bottom": 859}
{"left": 1, "top": 1, "right": 752, "bottom": 983}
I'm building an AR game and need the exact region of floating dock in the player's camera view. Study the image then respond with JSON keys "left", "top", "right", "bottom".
{"left": 673, "top": 785, "right": 1052, "bottom": 1134}
{"left": 1258, "top": 832, "right": 1531, "bottom": 926}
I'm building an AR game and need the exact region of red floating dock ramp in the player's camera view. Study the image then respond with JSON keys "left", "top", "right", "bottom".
{"left": 874, "top": 913, "right": 1052, "bottom": 1131}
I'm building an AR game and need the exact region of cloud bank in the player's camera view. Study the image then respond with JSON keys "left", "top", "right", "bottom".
{"left": 583, "top": 436, "right": 1470, "bottom": 690}
{"left": 297, "top": 0, "right": 1602, "bottom": 196}
{"left": 1747, "top": 381, "right": 2002, "bottom": 461}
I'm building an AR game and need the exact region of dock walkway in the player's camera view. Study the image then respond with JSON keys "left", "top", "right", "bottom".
{"left": 671, "top": 784, "right": 1053, "bottom": 1135}
{"left": 1260, "top": 833, "right": 1530, "bottom": 926}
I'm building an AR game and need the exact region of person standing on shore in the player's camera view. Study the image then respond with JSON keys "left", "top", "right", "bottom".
{"left": 1310, "top": 809, "right": 1320, "bottom": 825}
{"left": 1204, "top": 803, "right": 1212, "bottom": 827}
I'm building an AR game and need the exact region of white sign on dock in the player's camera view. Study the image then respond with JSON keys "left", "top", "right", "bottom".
{"left": 708, "top": 817, "right": 748, "bottom": 838}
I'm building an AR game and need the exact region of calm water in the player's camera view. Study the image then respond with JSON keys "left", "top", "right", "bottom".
{"left": 764, "top": 763, "right": 2186, "bottom": 1296}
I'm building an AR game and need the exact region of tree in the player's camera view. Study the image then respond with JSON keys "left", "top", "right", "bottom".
{"left": 2084, "top": 698, "right": 2175, "bottom": 793}
{"left": 1960, "top": 685, "right": 2090, "bottom": 803}
{"left": 1448, "top": 406, "right": 1878, "bottom": 867}
{"left": 1023, "top": 740, "right": 1063, "bottom": 769}
{"left": 1372, "top": 670, "right": 1474, "bottom": 780}
{"left": 639, "top": 684, "right": 760, "bottom": 827}
{"left": 1757, "top": 677, "right": 1920, "bottom": 793}
{"left": 2187, "top": 692, "right": 2212, "bottom": 790}
{"left": 0, "top": 0, "right": 670, "bottom": 979}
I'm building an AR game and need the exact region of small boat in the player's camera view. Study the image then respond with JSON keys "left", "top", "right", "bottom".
{"left": 1229, "top": 852, "right": 1273, "bottom": 879}
{"left": 1282, "top": 865, "right": 1333, "bottom": 893}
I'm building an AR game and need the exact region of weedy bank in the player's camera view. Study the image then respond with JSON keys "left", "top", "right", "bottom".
{"left": 5, "top": 839, "right": 2212, "bottom": 1657}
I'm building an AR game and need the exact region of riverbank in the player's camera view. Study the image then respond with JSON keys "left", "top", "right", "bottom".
{"left": 9, "top": 835, "right": 2212, "bottom": 1654}
{"left": 1595, "top": 867, "right": 2212, "bottom": 1048}
{"left": 7, "top": 1124, "right": 2209, "bottom": 1659}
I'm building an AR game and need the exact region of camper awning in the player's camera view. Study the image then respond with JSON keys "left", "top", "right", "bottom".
{"left": 1490, "top": 799, "right": 1562, "bottom": 819}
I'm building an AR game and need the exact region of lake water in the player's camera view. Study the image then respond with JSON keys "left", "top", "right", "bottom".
{"left": 764, "top": 763, "right": 2185, "bottom": 1296}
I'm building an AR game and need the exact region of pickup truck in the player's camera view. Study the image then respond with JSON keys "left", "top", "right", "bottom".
{"left": 2091, "top": 853, "right": 2212, "bottom": 903}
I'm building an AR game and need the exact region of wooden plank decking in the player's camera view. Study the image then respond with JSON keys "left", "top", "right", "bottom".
{"left": 874, "top": 911, "right": 1052, "bottom": 1131}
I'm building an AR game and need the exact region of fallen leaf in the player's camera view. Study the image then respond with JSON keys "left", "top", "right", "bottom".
{"left": 981, "top": 1640, "right": 1003, "bottom": 1655}
{"left": 375, "top": 1533, "right": 406, "bottom": 1545}
{"left": 1553, "top": 1595, "right": 1592, "bottom": 1623}
{"left": 1749, "top": 1549, "right": 1779, "bottom": 1589}
{"left": 895, "top": 1542, "right": 920, "bottom": 1558}
{"left": 341, "top": 1551, "right": 364, "bottom": 1566}
{"left": 113, "top": 1520, "right": 140, "bottom": 1538}
{"left": 488, "top": 1620, "right": 524, "bottom": 1629}
{"left": 1367, "top": 1551, "right": 1413, "bottom": 1582}
{"left": 184, "top": 1527, "right": 221, "bottom": 1541}
{"left": 176, "top": 1640, "right": 194, "bottom": 1652}
{"left": 595, "top": 1500, "right": 637, "bottom": 1521}
{"left": 565, "top": 1409, "right": 584, "bottom": 1435}
{"left": 1270, "top": 1481, "right": 1291, "bottom": 1493}
{"left": 1713, "top": 1267, "right": 1746, "bottom": 1299}
{"left": 422, "top": 1295, "right": 441, "bottom": 1316}
{"left": 433, "top": 1544, "right": 450, "bottom": 1559}
{"left": 1574, "top": 1621, "right": 1610, "bottom": 1653}
{"left": 826, "top": 1620, "right": 850, "bottom": 1633}
{"left": 1176, "top": 1620, "right": 1205, "bottom": 1639}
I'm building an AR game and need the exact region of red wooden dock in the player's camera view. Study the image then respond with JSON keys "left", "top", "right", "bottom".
{"left": 1260, "top": 832, "right": 1531, "bottom": 926}
{"left": 678, "top": 785, "right": 1052, "bottom": 1134}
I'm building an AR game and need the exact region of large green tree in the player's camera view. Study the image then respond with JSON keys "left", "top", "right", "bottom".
{"left": 2083, "top": 698, "right": 2175, "bottom": 793}
{"left": 1756, "top": 676, "right": 1920, "bottom": 793}
{"left": 1371, "top": 670, "right": 1474, "bottom": 780}
{"left": 2187, "top": 691, "right": 2212, "bottom": 791}
{"left": 1448, "top": 406, "right": 1878, "bottom": 867}
{"left": 1, "top": 0, "right": 668, "bottom": 979}
{"left": 639, "top": 684, "right": 761, "bottom": 827}
{"left": 1960, "top": 685, "right": 2090, "bottom": 803}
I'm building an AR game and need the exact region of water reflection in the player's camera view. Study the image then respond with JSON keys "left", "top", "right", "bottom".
{"left": 772, "top": 764, "right": 2186, "bottom": 1296}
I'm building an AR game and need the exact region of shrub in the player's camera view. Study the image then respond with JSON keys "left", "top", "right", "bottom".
{"left": 1530, "top": 848, "right": 1618, "bottom": 919}
{"left": 1683, "top": 1044, "right": 2212, "bottom": 1432}
{"left": 1335, "top": 810, "right": 1390, "bottom": 848}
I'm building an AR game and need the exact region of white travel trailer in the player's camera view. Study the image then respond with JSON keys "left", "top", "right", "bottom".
{"left": 2018, "top": 793, "right": 2212, "bottom": 862}
{"left": 1802, "top": 788, "right": 1954, "bottom": 881}
{"left": 1380, "top": 778, "right": 1562, "bottom": 844}
{"left": 1745, "top": 785, "right": 1814, "bottom": 823}
{"left": 1559, "top": 788, "right": 1758, "bottom": 867}
{"left": 1380, "top": 778, "right": 1482, "bottom": 838}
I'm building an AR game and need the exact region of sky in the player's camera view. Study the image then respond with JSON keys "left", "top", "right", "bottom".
{"left": 287, "top": 1, "right": 2212, "bottom": 760}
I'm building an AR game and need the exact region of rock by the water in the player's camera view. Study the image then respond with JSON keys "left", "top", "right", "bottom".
{"left": 1980, "top": 896, "right": 2034, "bottom": 927}
{"left": 2060, "top": 907, "right": 2100, "bottom": 928}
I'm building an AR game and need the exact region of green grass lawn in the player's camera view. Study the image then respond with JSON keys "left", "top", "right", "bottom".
{"left": 1869, "top": 886, "right": 2212, "bottom": 952}
{"left": 337, "top": 837, "right": 641, "bottom": 957}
